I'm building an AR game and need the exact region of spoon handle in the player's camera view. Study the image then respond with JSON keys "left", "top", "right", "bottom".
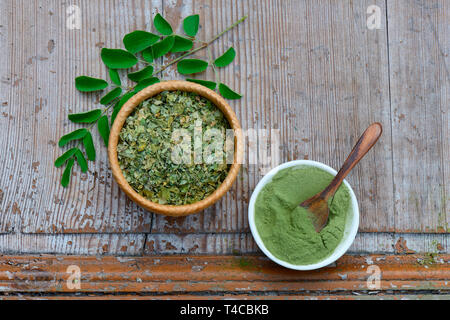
{"left": 321, "top": 122, "right": 383, "bottom": 200}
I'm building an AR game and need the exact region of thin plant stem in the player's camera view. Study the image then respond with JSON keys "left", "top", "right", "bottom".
{"left": 207, "top": 46, "right": 219, "bottom": 85}
{"left": 153, "top": 15, "right": 247, "bottom": 76}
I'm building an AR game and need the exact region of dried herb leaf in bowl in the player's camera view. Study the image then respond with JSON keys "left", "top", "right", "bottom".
{"left": 117, "top": 90, "right": 231, "bottom": 205}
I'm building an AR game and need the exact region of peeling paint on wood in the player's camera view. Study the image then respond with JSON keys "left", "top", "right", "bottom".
{"left": 0, "top": 255, "right": 448, "bottom": 295}
{"left": 0, "top": 0, "right": 447, "bottom": 236}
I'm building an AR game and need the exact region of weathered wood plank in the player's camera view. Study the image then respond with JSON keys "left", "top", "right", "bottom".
{"left": 0, "top": 232, "right": 447, "bottom": 255}
{"left": 350, "top": 232, "right": 449, "bottom": 254}
{"left": 0, "top": 0, "right": 16, "bottom": 233}
{"left": 1, "top": 0, "right": 160, "bottom": 233}
{"left": 0, "top": 254, "right": 448, "bottom": 293}
{"left": 0, "top": 233, "right": 145, "bottom": 255}
{"left": 387, "top": 0, "right": 449, "bottom": 232}
{"left": 2, "top": 294, "right": 449, "bottom": 300}
{"left": 151, "top": 0, "right": 395, "bottom": 235}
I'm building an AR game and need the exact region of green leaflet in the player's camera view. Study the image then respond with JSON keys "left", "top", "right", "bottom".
{"left": 111, "top": 91, "right": 135, "bottom": 125}
{"left": 142, "top": 47, "right": 154, "bottom": 63}
{"left": 74, "top": 149, "right": 88, "bottom": 173}
{"left": 171, "top": 35, "right": 193, "bottom": 53}
{"left": 214, "top": 47, "right": 236, "bottom": 67}
{"left": 100, "top": 87, "right": 122, "bottom": 105}
{"left": 109, "top": 68, "right": 121, "bottom": 86}
{"left": 134, "top": 77, "right": 160, "bottom": 93}
{"left": 154, "top": 13, "right": 173, "bottom": 35}
{"left": 152, "top": 36, "right": 175, "bottom": 59}
{"left": 75, "top": 76, "right": 108, "bottom": 92}
{"left": 101, "top": 48, "right": 138, "bottom": 69}
{"left": 54, "top": 147, "right": 78, "bottom": 168}
{"left": 123, "top": 30, "right": 159, "bottom": 53}
{"left": 177, "top": 59, "right": 208, "bottom": 74}
{"left": 82, "top": 131, "right": 96, "bottom": 161}
{"left": 97, "top": 115, "right": 110, "bottom": 146}
{"left": 61, "top": 158, "right": 75, "bottom": 187}
{"left": 183, "top": 14, "right": 200, "bottom": 37}
{"left": 219, "top": 83, "right": 242, "bottom": 99}
{"left": 68, "top": 109, "right": 102, "bottom": 123}
{"left": 186, "top": 78, "right": 217, "bottom": 90}
{"left": 59, "top": 128, "right": 88, "bottom": 147}
{"left": 128, "top": 66, "right": 154, "bottom": 82}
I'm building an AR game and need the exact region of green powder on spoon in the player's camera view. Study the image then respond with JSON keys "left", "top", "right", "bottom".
{"left": 254, "top": 165, "right": 352, "bottom": 265}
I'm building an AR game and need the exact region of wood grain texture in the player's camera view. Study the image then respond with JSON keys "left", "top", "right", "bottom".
{"left": 0, "top": 254, "right": 448, "bottom": 294}
{"left": 0, "top": 0, "right": 447, "bottom": 259}
{"left": 151, "top": 0, "right": 395, "bottom": 235}
{"left": 0, "top": 0, "right": 15, "bottom": 233}
{"left": 1, "top": 0, "right": 157, "bottom": 233}
{"left": 141, "top": 232, "right": 449, "bottom": 255}
{"left": 0, "top": 233, "right": 145, "bottom": 255}
{"left": 387, "top": 0, "right": 449, "bottom": 232}
{"left": 108, "top": 80, "right": 243, "bottom": 216}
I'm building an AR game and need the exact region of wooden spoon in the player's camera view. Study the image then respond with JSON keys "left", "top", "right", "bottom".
{"left": 300, "top": 122, "right": 383, "bottom": 232}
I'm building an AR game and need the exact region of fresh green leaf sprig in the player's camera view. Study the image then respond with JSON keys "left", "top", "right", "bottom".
{"left": 56, "top": 13, "right": 247, "bottom": 187}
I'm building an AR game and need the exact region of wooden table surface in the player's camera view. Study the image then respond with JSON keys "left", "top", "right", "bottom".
{"left": 0, "top": 0, "right": 448, "bottom": 298}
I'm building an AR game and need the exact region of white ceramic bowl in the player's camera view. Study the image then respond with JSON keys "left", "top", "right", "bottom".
{"left": 248, "top": 160, "right": 359, "bottom": 271}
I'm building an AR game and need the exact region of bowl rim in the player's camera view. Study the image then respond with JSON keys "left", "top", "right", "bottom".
{"left": 248, "top": 159, "right": 360, "bottom": 271}
{"left": 108, "top": 80, "right": 243, "bottom": 216}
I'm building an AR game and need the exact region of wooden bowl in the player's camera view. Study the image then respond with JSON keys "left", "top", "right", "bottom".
{"left": 108, "top": 80, "right": 243, "bottom": 216}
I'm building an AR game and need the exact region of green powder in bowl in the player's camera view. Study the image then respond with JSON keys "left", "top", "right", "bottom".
{"left": 254, "top": 165, "right": 353, "bottom": 266}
